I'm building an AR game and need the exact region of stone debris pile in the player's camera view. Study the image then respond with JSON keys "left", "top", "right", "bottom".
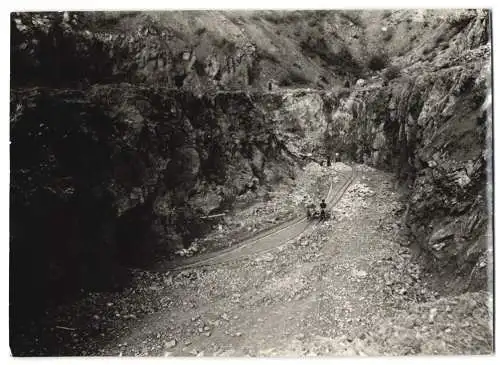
{"left": 333, "top": 182, "right": 374, "bottom": 220}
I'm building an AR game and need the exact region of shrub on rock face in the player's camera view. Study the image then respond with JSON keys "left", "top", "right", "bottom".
{"left": 383, "top": 64, "right": 401, "bottom": 81}
{"left": 367, "top": 53, "right": 389, "bottom": 71}
{"left": 446, "top": 9, "right": 478, "bottom": 29}
{"left": 280, "top": 70, "right": 309, "bottom": 86}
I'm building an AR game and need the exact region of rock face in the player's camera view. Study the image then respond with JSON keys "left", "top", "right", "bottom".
{"left": 9, "top": 87, "right": 309, "bottom": 322}
{"left": 10, "top": 11, "right": 365, "bottom": 92}
{"left": 320, "top": 10, "right": 492, "bottom": 288}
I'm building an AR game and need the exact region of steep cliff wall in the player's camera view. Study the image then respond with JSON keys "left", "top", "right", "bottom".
{"left": 239, "top": 10, "right": 492, "bottom": 289}
{"left": 320, "top": 10, "right": 492, "bottom": 290}
{"left": 11, "top": 89, "right": 289, "bottom": 319}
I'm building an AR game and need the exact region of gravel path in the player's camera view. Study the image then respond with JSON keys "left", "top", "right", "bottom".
{"left": 14, "top": 164, "right": 492, "bottom": 356}
{"left": 97, "top": 165, "right": 492, "bottom": 356}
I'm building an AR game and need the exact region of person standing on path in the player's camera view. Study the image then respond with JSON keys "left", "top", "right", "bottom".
{"left": 319, "top": 199, "right": 327, "bottom": 220}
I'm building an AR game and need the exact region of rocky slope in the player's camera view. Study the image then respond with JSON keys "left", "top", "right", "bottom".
{"left": 10, "top": 9, "right": 492, "bottom": 344}
{"left": 322, "top": 9, "right": 492, "bottom": 292}
{"left": 11, "top": 11, "right": 365, "bottom": 90}
{"left": 14, "top": 10, "right": 468, "bottom": 92}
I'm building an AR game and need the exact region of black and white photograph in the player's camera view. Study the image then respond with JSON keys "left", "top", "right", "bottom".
{"left": 7, "top": 3, "right": 495, "bottom": 358}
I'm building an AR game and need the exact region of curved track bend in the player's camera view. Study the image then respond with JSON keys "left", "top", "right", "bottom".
{"left": 163, "top": 164, "right": 358, "bottom": 271}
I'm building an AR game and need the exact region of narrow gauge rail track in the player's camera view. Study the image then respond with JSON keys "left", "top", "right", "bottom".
{"left": 163, "top": 164, "right": 358, "bottom": 271}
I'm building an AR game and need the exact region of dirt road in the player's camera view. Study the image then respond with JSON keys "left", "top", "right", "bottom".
{"left": 18, "top": 163, "right": 490, "bottom": 356}
{"left": 96, "top": 164, "right": 491, "bottom": 356}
